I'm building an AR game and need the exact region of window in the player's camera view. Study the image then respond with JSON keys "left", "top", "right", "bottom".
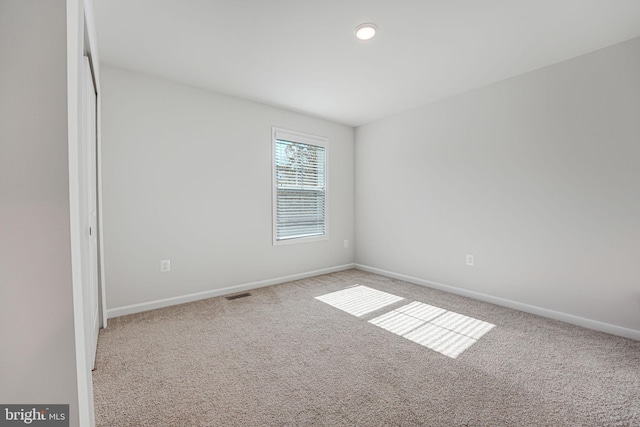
{"left": 273, "top": 128, "right": 327, "bottom": 244}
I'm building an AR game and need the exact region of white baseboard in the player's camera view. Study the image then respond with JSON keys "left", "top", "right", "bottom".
{"left": 107, "top": 263, "right": 356, "bottom": 319}
{"left": 355, "top": 264, "right": 640, "bottom": 342}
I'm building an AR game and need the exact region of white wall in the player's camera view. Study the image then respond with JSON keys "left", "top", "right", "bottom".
{"left": 101, "top": 66, "right": 354, "bottom": 312}
{"left": 356, "top": 37, "right": 640, "bottom": 337}
{"left": 0, "top": 1, "right": 81, "bottom": 425}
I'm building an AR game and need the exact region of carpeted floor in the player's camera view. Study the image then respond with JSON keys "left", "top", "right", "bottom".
{"left": 93, "top": 269, "right": 640, "bottom": 426}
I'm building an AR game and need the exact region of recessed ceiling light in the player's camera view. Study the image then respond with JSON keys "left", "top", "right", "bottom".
{"left": 355, "top": 23, "right": 377, "bottom": 41}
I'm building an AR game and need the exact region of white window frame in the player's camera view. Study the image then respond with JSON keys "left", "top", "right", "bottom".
{"left": 272, "top": 127, "right": 329, "bottom": 246}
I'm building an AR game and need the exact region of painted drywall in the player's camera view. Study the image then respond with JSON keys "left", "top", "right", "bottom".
{"left": 355, "top": 37, "right": 640, "bottom": 334}
{"left": 0, "top": 1, "right": 81, "bottom": 425}
{"left": 101, "top": 66, "right": 355, "bottom": 311}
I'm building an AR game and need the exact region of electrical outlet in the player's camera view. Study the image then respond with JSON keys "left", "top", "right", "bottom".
{"left": 344, "top": 240, "right": 349, "bottom": 248}
{"left": 160, "top": 259, "right": 171, "bottom": 272}
{"left": 466, "top": 254, "right": 474, "bottom": 266}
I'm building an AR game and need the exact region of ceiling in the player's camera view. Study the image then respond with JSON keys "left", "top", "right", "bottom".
{"left": 93, "top": 0, "right": 640, "bottom": 127}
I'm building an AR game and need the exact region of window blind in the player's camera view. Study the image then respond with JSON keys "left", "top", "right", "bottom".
{"left": 274, "top": 138, "right": 326, "bottom": 241}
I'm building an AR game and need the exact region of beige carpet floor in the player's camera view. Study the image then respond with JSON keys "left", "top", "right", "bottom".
{"left": 93, "top": 269, "right": 640, "bottom": 426}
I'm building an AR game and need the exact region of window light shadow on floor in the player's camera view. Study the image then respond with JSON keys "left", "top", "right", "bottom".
{"left": 316, "top": 287, "right": 495, "bottom": 359}
{"left": 314, "top": 285, "right": 403, "bottom": 316}
{"left": 370, "top": 301, "right": 495, "bottom": 358}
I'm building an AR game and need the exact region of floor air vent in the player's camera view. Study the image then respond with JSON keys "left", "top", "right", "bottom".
{"left": 225, "top": 292, "right": 251, "bottom": 301}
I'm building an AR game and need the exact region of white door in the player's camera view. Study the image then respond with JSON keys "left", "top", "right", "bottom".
{"left": 82, "top": 56, "right": 100, "bottom": 369}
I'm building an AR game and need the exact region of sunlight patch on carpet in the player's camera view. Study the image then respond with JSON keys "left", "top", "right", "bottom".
{"left": 404, "top": 323, "right": 477, "bottom": 358}
{"left": 369, "top": 302, "right": 495, "bottom": 359}
{"left": 368, "top": 310, "right": 424, "bottom": 335}
{"left": 395, "top": 301, "right": 446, "bottom": 322}
{"left": 430, "top": 311, "right": 495, "bottom": 339}
{"left": 315, "top": 285, "right": 403, "bottom": 317}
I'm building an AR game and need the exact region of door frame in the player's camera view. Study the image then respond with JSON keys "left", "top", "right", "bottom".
{"left": 82, "top": 54, "right": 99, "bottom": 369}
{"left": 81, "top": 7, "right": 107, "bottom": 332}
{"left": 96, "top": 59, "right": 107, "bottom": 330}
{"left": 67, "top": 0, "right": 104, "bottom": 425}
